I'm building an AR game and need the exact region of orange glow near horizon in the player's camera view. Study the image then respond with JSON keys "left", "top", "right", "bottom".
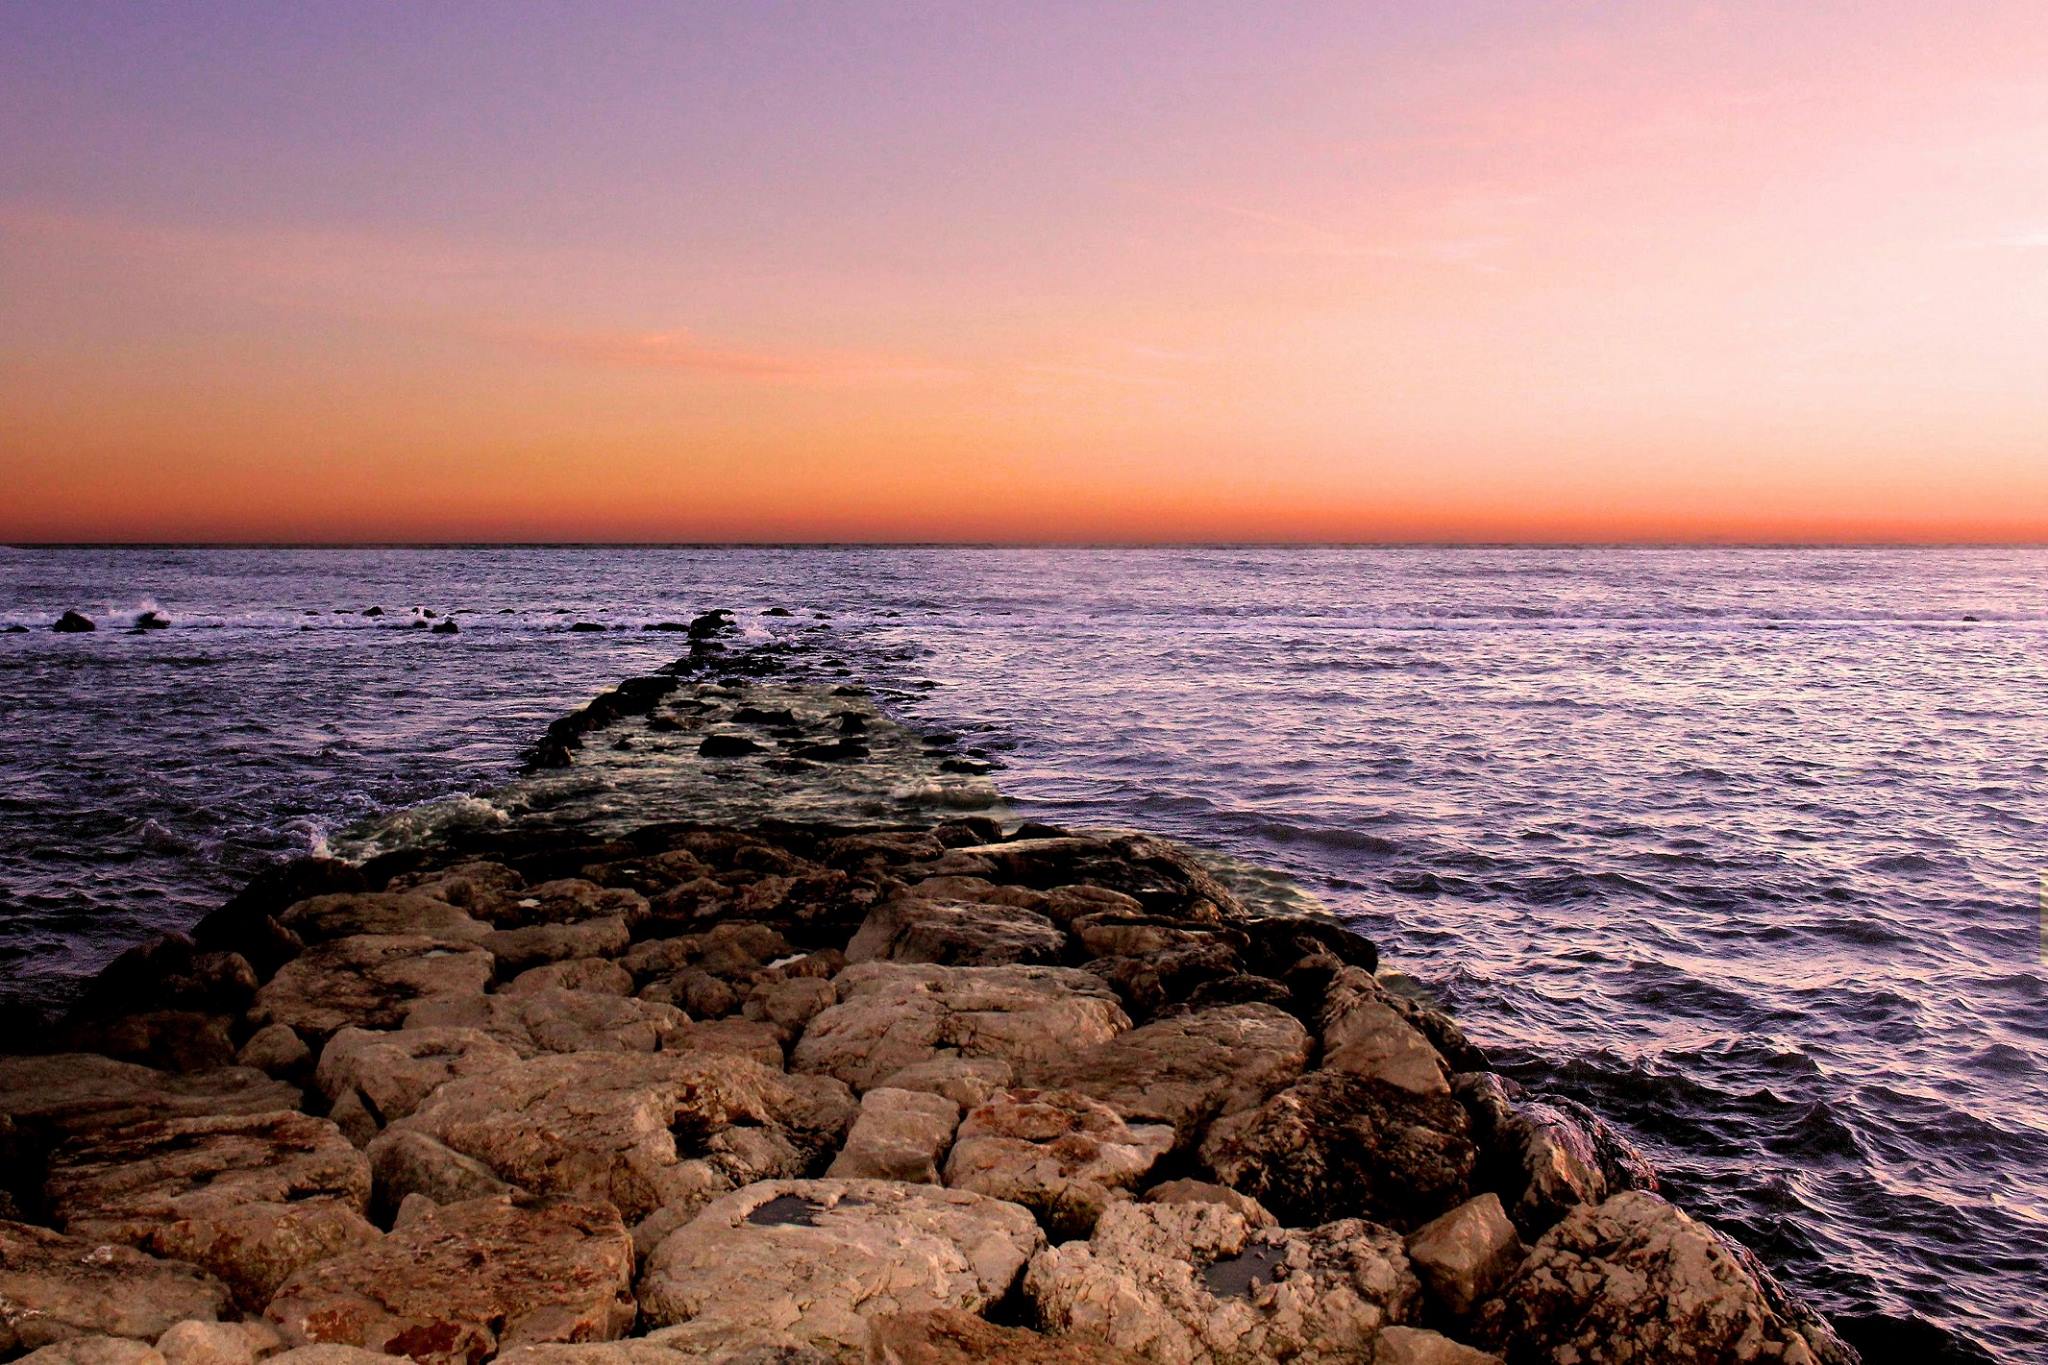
{"left": 4, "top": 3, "right": 2048, "bottom": 544}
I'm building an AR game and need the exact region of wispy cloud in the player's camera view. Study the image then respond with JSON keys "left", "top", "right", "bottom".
{"left": 516, "top": 327, "right": 965, "bottom": 387}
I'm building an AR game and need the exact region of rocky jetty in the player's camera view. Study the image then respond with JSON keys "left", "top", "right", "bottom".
{"left": 0, "top": 649, "right": 1860, "bottom": 1365}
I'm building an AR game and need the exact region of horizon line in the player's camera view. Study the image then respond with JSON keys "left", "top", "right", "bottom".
{"left": 6, "top": 539, "right": 2048, "bottom": 552}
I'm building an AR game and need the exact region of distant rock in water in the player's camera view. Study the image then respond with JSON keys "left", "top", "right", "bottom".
{"left": 431, "top": 620, "right": 459, "bottom": 635}
{"left": 134, "top": 611, "right": 170, "bottom": 630}
{"left": 53, "top": 610, "right": 95, "bottom": 633}
{"left": 3, "top": 625, "right": 27, "bottom": 634}
{"left": 363, "top": 606, "right": 385, "bottom": 617}
{"left": 643, "top": 621, "right": 690, "bottom": 632}
{"left": 569, "top": 622, "right": 607, "bottom": 633}
{"left": 762, "top": 606, "right": 793, "bottom": 616}
{"left": 698, "top": 733, "right": 764, "bottom": 758}
{"left": 689, "top": 609, "right": 737, "bottom": 639}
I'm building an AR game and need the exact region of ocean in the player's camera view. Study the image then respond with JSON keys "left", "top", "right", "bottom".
{"left": 0, "top": 544, "right": 2041, "bottom": 1362}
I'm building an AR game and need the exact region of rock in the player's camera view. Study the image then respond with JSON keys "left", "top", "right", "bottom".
{"left": 53, "top": 611, "right": 96, "bottom": 633}
{"left": 313, "top": 1027, "right": 522, "bottom": 1135}
{"left": 1403, "top": 1194, "right": 1521, "bottom": 1320}
{"left": 1374, "top": 1326, "right": 1504, "bottom": 1365}
{"left": 866, "top": 1309, "right": 1145, "bottom": 1363}
{"left": 623, "top": 924, "right": 792, "bottom": 984}
{"left": 569, "top": 622, "right": 606, "bottom": 632}
{"left": 429, "top": 620, "right": 458, "bottom": 634}
{"left": 264, "top": 1195, "right": 635, "bottom": 1365}
{"left": 1472, "top": 1191, "right": 1833, "bottom": 1365}
{"left": 1455, "top": 1075, "right": 1654, "bottom": 1236}
{"left": 274, "top": 893, "right": 491, "bottom": 946}
{"left": 75, "top": 938, "right": 261, "bottom": 1022}
{"left": 670, "top": 1018, "right": 787, "bottom": 1070}
{"left": 249, "top": 935, "right": 495, "bottom": 1042}
{"left": 1030, "top": 1004, "right": 1310, "bottom": 1145}
{"left": 941, "top": 1089, "right": 1172, "bottom": 1238}
{"left": 473, "top": 880, "right": 648, "bottom": 930}
{"left": 872, "top": 1058, "right": 1015, "bottom": 1112}
{"left": 1141, "top": 1180, "right": 1275, "bottom": 1227}
{"left": 402, "top": 988, "right": 686, "bottom": 1056}
{"left": 825, "top": 1088, "right": 960, "bottom": 1183}
{"left": 45, "top": 1111, "right": 377, "bottom": 1309}
{"left": 384, "top": 1051, "right": 856, "bottom": 1221}
{"left": 1024, "top": 1200, "right": 1421, "bottom": 1365}
{"left": 154, "top": 1320, "right": 282, "bottom": 1365}
{"left": 234, "top": 1025, "right": 310, "bottom": 1079}
{"left": 636, "top": 1179, "right": 1045, "bottom": 1359}
{"left": 699, "top": 735, "right": 764, "bottom": 758}
{"left": 1318, "top": 969, "right": 1451, "bottom": 1096}
{"left": 742, "top": 977, "right": 836, "bottom": 1043}
{"left": 639, "top": 970, "right": 741, "bottom": 1019}
{"left": 505, "top": 958, "right": 635, "bottom": 996}
{"left": 134, "top": 612, "right": 171, "bottom": 631}
{"left": 0, "top": 1220, "right": 231, "bottom": 1354}
{"left": 386, "top": 861, "right": 523, "bottom": 910}
{"left": 791, "top": 963, "right": 1129, "bottom": 1094}
{"left": 845, "top": 900, "right": 1064, "bottom": 968}
{"left": 363, "top": 1131, "right": 516, "bottom": 1213}
{"left": 0, "top": 1056, "right": 299, "bottom": 1141}
{"left": 484, "top": 915, "right": 632, "bottom": 972}
{"left": 59, "top": 1013, "right": 237, "bottom": 1075}
{"left": 1199, "top": 1070, "right": 1475, "bottom": 1232}
{"left": 16, "top": 1336, "right": 162, "bottom": 1365}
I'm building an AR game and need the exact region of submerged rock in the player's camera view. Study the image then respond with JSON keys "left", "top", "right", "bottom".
{"left": 52, "top": 611, "right": 95, "bottom": 633}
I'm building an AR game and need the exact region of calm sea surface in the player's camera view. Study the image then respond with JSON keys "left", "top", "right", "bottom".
{"left": 1, "top": 546, "right": 2042, "bottom": 1362}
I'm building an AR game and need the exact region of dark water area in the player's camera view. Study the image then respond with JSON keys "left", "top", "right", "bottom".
{"left": 1, "top": 544, "right": 2043, "bottom": 1361}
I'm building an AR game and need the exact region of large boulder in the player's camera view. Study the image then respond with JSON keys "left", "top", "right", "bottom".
{"left": 249, "top": 936, "right": 494, "bottom": 1041}
{"left": 401, "top": 989, "right": 686, "bottom": 1056}
{"left": 1455, "top": 1075, "right": 1655, "bottom": 1236}
{"left": 483, "top": 917, "right": 632, "bottom": 973}
{"left": 312, "top": 1027, "right": 522, "bottom": 1141}
{"left": 791, "top": 964, "right": 1129, "bottom": 1094}
{"left": 941, "top": 1089, "right": 1173, "bottom": 1238}
{"left": 1472, "top": 1191, "right": 1834, "bottom": 1365}
{"left": 636, "top": 1179, "right": 1045, "bottom": 1360}
{"left": 1199, "top": 1070, "right": 1475, "bottom": 1231}
{"left": 15, "top": 1337, "right": 160, "bottom": 1365}
{"left": 504, "top": 958, "right": 635, "bottom": 997}
{"left": 844, "top": 899, "right": 1064, "bottom": 967}
{"left": 823, "top": 1088, "right": 960, "bottom": 1184}
{"left": 153, "top": 1320, "right": 284, "bottom": 1365}
{"left": 1403, "top": 1194, "right": 1522, "bottom": 1320}
{"left": 0, "top": 1057, "right": 297, "bottom": 1141}
{"left": 867, "top": 1309, "right": 1145, "bottom": 1364}
{"left": 1029, "top": 1004, "right": 1311, "bottom": 1145}
{"left": 0, "top": 1220, "right": 230, "bottom": 1355}
{"left": 264, "top": 1195, "right": 634, "bottom": 1365}
{"left": 1317, "top": 969, "right": 1453, "bottom": 1096}
{"left": 275, "top": 894, "right": 491, "bottom": 947}
{"left": 467, "top": 879, "right": 648, "bottom": 931}
{"left": 44, "top": 1111, "right": 377, "bottom": 1309}
{"left": 1023, "top": 1199, "right": 1421, "bottom": 1364}
{"left": 383, "top": 1051, "right": 855, "bottom": 1222}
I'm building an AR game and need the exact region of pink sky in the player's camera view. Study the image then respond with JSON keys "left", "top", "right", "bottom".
{"left": 3, "top": 2, "right": 2047, "bottom": 542}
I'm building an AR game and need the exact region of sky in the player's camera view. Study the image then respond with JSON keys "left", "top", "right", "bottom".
{"left": 3, "top": 1, "right": 2047, "bottom": 543}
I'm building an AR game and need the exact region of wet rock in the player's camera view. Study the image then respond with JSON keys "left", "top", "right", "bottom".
{"left": 363, "top": 1130, "right": 516, "bottom": 1213}
{"left": 1472, "top": 1191, "right": 1832, "bottom": 1365}
{"left": 53, "top": 611, "right": 96, "bottom": 633}
{"left": 46, "top": 1111, "right": 377, "bottom": 1309}
{"left": 404, "top": 988, "right": 686, "bottom": 1056}
{"left": 384, "top": 1051, "right": 856, "bottom": 1221}
{"left": 844, "top": 899, "right": 1064, "bottom": 968}
{"left": 133, "top": 611, "right": 170, "bottom": 631}
{"left": 791, "top": 963, "right": 1130, "bottom": 1094}
{"left": 699, "top": 735, "right": 764, "bottom": 758}
{"left": 484, "top": 915, "right": 631, "bottom": 973}
{"left": 16, "top": 1336, "right": 162, "bottom": 1365}
{"left": 313, "top": 1026, "right": 522, "bottom": 1135}
{"left": 264, "top": 1195, "right": 635, "bottom": 1365}
{"left": 275, "top": 894, "right": 491, "bottom": 946}
{"left": 234, "top": 1025, "right": 311, "bottom": 1080}
{"left": 0, "top": 1056, "right": 299, "bottom": 1142}
{"left": 1455, "top": 1075, "right": 1654, "bottom": 1236}
{"left": 1237, "top": 914, "right": 1380, "bottom": 980}
{"left": 59, "top": 1013, "right": 237, "bottom": 1075}
{"left": 153, "top": 1321, "right": 281, "bottom": 1365}
{"left": 569, "top": 622, "right": 606, "bottom": 632}
{"left": 1200, "top": 1070, "right": 1476, "bottom": 1231}
{"left": 941, "top": 1089, "right": 1173, "bottom": 1238}
{"left": 1318, "top": 969, "right": 1452, "bottom": 1096}
{"left": 0, "top": 1220, "right": 231, "bottom": 1355}
{"left": 1024, "top": 1199, "right": 1421, "bottom": 1365}
{"left": 1374, "top": 1326, "right": 1504, "bottom": 1365}
{"left": 1030, "top": 1004, "right": 1310, "bottom": 1145}
{"left": 1403, "top": 1194, "right": 1522, "bottom": 1320}
{"left": 686, "top": 610, "right": 734, "bottom": 639}
{"left": 636, "top": 1179, "right": 1044, "bottom": 1358}
{"left": 249, "top": 935, "right": 495, "bottom": 1042}
{"left": 866, "top": 1309, "right": 1145, "bottom": 1364}
{"left": 506, "top": 957, "right": 635, "bottom": 996}
{"left": 825, "top": 1087, "right": 960, "bottom": 1183}
{"left": 429, "top": 620, "right": 458, "bottom": 635}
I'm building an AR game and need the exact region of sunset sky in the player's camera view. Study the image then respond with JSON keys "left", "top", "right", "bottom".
{"left": 4, "top": 2, "right": 2048, "bottom": 542}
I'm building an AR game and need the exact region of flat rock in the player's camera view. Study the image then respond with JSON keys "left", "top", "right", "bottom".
{"left": 385, "top": 1051, "right": 855, "bottom": 1221}
{"left": 58, "top": 1013, "right": 237, "bottom": 1076}
{"left": 386, "top": 861, "right": 524, "bottom": 910}
{"left": 636, "top": 1179, "right": 1045, "bottom": 1360}
{"left": 791, "top": 963, "right": 1129, "bottom": 1094}
{"left": 0, "top": 1057, "right": 298, "bottom": 1141}
{"left": 45, "top": 1111, "right": 376, "bottom": 1310}
{"left": 1472, "top": 1191, "right": 1831, "bottom": 1365}
{"left": 484, "top": 916, "right": 632, "bottom": 973}
{"left": 0, "top": 1220, "right": 230, "bottom": 1355}
{"left": 470, "top": 879, "right": 648, "bottom": 930}
{"left": 1374, "top": 1326, "right": 1504, "bottom": 1365}
{"left": 942, "top": 1089, "right": 1173, "bottom": 1238}
{"left": 1029, "top": 1004, "right": 1310, "bottom": 1144}
{"left": 313, "top": 1026, "right": 522, "bottom": 1137}
{"left": 249, "top": 936, "right": 495, "bottom": 1041}
{"left": 844, "top": 899, "right": 1065, "bottom": 967}
{"left": 867, "top": 1309, "right": 1145, "bottom": 1364}
{"left": 621, "top": 924, "right": 793, "bottom": 985}
{"left": 824, "top": 1087, "right": 960, "bottom": 1183}
{"left": 275, "top": 894, "right": 490, "bottom": 946}
{"left": 505, "top": 959, "right": 635, "bottom": 996}
{"left": 871, "top": 1058, "right": 1015, "bottom": 1112}
{"left": 1024, "top": 1199, "right": 1421, "bottom": 1365}
{"left": 669, "top": 1018, "right": 787, "bottom": 1070}
{"left": 1199, "top": 1070, "right": 1475, "bottom": 1232}
{"left": 16, "top": 1336, "right": 164, "bottom": 1365}
{"left": 264, "top": 1195, "right": 634, "bottom": 1365}
{"left": 402, "top": 988, "right": 685, "bottom": 1056}
{"left": 741, "top": 977, "right": 837, "bottom": 1044}
{"left": 154, "top": 1320, "right": 283, "bottom": 1365}
{"left": 1404, "top": 1194, "right": 1521, "bottom": 1320}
